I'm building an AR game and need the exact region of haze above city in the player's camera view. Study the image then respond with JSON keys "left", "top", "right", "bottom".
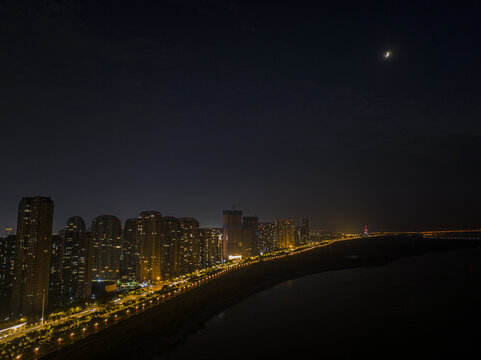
{"left": 1, "top": 0, "right": 480, "bottom": 232}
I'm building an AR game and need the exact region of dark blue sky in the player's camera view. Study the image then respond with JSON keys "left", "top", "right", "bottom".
{"left": 0, "top": 0, "right": 480, "bottom": 232}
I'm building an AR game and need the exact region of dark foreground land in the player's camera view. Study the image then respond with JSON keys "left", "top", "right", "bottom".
{"left": 42, "top": 235, "right": 481, "bottom": 360}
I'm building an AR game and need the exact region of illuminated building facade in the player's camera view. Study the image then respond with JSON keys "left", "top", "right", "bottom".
{"left": 12, "top": 196, "right": 54, "bottom": 318}
{"left": 242, "top": 216, "right": 258, "bottom": 257}
{"left": 213, "top": 228, "right": 223, "bottom": 263}
{"left": 92, "top": 215, "right": 122, "bottom": 281}
{"left": 137, "top": 211, "right": 162, "bottom": 282}
{"left": 274, "top": 219, "right": 296, "bottom": 249}
{"left": 179, "top": 218, "right": 200, "bottom": 274}
{"left": 63, "top": 216, "right": 92, "bottom": 302}
{"left": 258, "top": 222, "right": 275, "bottom": 254}
{"left": 161, "top": 216, "right": 181, "bottom": 278}
{"left": 121, "top": 218, "right": 138, "bottom": 281}
{"left": 295, "top": 226, "right": 302, "bottom": 246}
{"left": 199, "top": 227, "right": 222, "bottom": 267}
{"left": 301, "top": 218, "right": 309, "bottom": 244}
{"left": 0, "top": 234, "right": 15, "bottom": 301}
{"left": 48, "top": 233, "right": 64, "bottom": 310}
{"left": 222, "top": 210, "right": 243, "bottom": 259}
{"left": 199, "top": 229, "right": 208, "bottom": 268}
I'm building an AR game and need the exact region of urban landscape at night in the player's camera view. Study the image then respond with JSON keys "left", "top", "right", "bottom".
{"left": 0, "top": 196, "right": 354, "bottom": 359}
{"left": 1, "top": 199, "right": 480, "bottom": 359}
{"left": 1, "top": 0, "right": 480, "bottom": 359}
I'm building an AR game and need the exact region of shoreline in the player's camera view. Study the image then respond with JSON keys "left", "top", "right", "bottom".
{"left": 42, "top": 235, "right": 481, "bottom": 360}
{"left": 166, "top": 245, "right": 479, "bottom": 354}
{"left": 159, "top": 261, "right": 388, "bottom": 353}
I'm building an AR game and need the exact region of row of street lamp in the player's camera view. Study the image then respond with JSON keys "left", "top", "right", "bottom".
{"left": 16, "top": 242, "right": 329, "bottom": 360}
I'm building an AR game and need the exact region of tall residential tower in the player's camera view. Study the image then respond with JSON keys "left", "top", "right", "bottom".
{"left": 63, "top": 216, "right": 92, "bottom": 302}
{"left": 258, "top": 222, "right": 275, "bottom": 254}
{"left": 121, "top": 218, "right": 138, "bottom": 281}
{"left": 11, "top": 197, "right": 54, "bottom": 318}
{"left": 161, "top": 216, "right": 181, "bottom": 279}
{"left": 274, "top": 219, "right": 296, "bottom": 249}
{"left": 92, "top": 215, "right": 122, "bottom": 281}
{"left": 179, "top": 218, "right": 200, "bottom": 274}
{"left": 242, "top": 216, "right": 258, "bottom": 257}
{"left": 222, "top": 210, "right": 243, "bottom": 259}
{"left": 137, "top": 211, "right": 162, "bottom": 282}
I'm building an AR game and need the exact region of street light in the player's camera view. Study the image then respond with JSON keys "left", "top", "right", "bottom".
{"left": 35, "top": 347, "right": 39, "bottom": 355}
{"left": 58, "top": 338, "right": 62, "bottom": 345}
{"left": 70, "top": 333, "right": 74, "bottom": 341}
{"left": 82, "top": 328, "right": 86, "bottom": 334}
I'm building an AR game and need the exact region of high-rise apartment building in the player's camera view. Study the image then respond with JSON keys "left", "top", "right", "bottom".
{"left": 295, "top": 226, "right": 302, "bottom": 246}
{"left": 212, "top": 228, "right": 223, "bottom": 264}
{"left": 0, "top": 235, "right": 15, "bottom": 298}
{"left": 242, "top": 216, "right": 258, "bottom": 257}
{"left": 301, "top": 218, "right": 309, "bottom": 245}
{"left": 0, "top": 234, "right": 16, "bottom": 315}
{"left": 161, "top": 216, "right": 181, "bottom": 279}
{"left": 179, "top": 218, "right": 199, "bottom": 274}
{"left": 92, "top": 215, "right": 122, "bottom": 281}
{"left": 274, "top": 219, "right": 296, "bottom": 249}
{"left": 222, "top": 210, "right": 243, "bottom": 259}
{"left": 121, "top": 218, "right": 138, "bottom": 281}
{"left": 199, "top": 228, "right": 209, "bottom": 268}
{"left": 48, "top": 233, "right": 64, "bottom": 310}
{"left": 85, "top": 231, "right": 93, "bottom": 285}
{"left": 137, "top": 211, "right": 162, "bottom": 282}
{"left": 258, "top": 222, "right": 275, "bottom": 254}
{"left": 199, "top": 227, "right": 223, "bottom": 267}
{"left": 11, "top": 196, "right": 54, "bottom": 318}
{"left": 63, "top": 216, "right": 92, "bottom": 302}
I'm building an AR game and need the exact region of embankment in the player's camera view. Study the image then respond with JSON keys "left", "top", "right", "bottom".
{"left": 42, "top": 235, "right": 481, "bottom": 360}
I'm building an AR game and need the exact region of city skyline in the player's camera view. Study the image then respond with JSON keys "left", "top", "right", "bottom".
{"left": 1, "top": 198, "right": 317, "bottom": 235}
{"left": 2, "top": 195, "right": 479, "bottom": 235}
{"left": 1, "top": 0, "right": 480, "bottom": 233}
{"left": 0, "top": 201, "right": 316, "bottom": 236}
{"left": 1, "top": 194, "right": 310, "bottom": 319}
{"left": 0, "top": 1, "right": 479, "bottom": 359}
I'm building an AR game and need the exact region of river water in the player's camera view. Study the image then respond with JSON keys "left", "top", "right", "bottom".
{"left": 168, "top": 247, "right": 481, "bottom": 359}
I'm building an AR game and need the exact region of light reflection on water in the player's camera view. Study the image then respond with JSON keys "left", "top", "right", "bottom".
{"left": 168, "top": 248, "right": 481, "bottom": 359}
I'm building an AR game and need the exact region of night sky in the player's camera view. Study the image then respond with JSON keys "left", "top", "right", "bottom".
{"left": 1, "top": 0, "right": 480, "bottom": 232}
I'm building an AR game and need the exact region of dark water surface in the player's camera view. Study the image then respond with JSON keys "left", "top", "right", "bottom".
{"left": 168, "top": 247, "right": 481, "bottom": 359}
